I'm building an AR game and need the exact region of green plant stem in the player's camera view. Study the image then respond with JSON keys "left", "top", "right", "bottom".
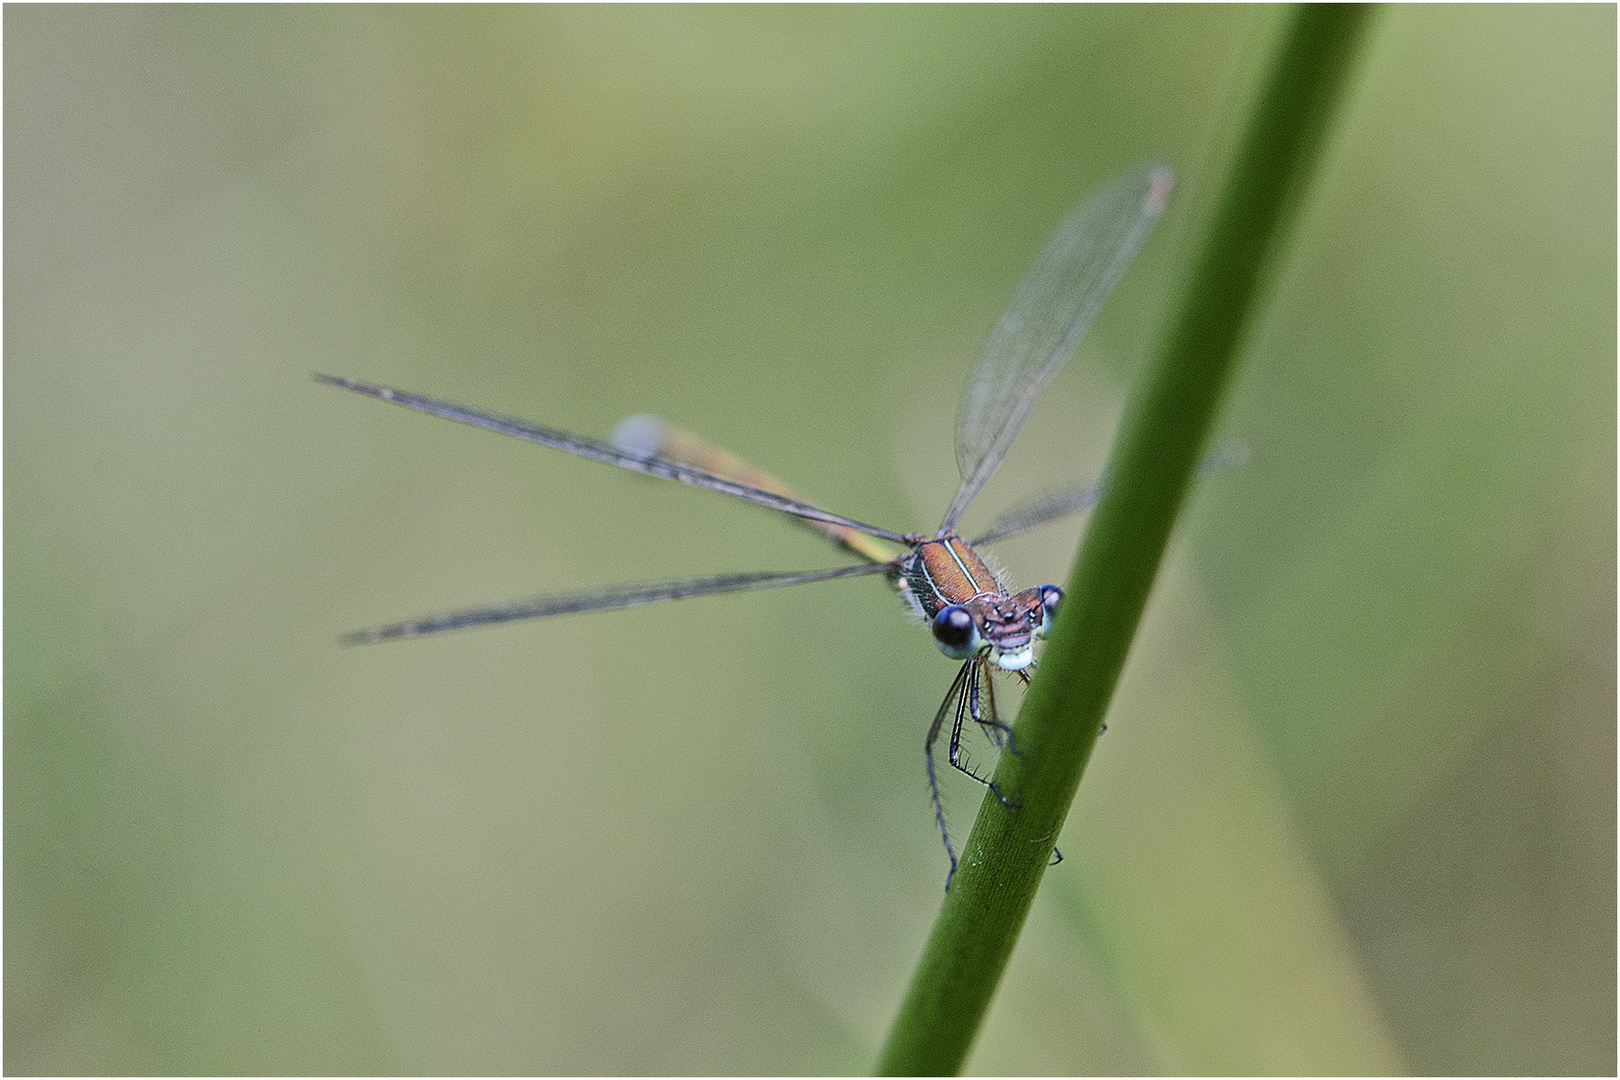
{"left": 876, "top": 6, "right": 1380, "bottom": 1075}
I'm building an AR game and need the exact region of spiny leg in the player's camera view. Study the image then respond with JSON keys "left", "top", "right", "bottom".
{"left": 974, "top": 667, "right": 1019, "bottom": 755}
{"left": 951, "top": 663, "right": 1016, "bottom": 809}
{"left": 925, "top": 661, "right": 973, "bottom": 890}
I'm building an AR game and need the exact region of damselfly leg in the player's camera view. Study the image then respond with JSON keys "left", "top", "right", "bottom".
{"left": 927, "top": 658, "right": 1034, "bottom": 889}
{"left": 973, "top": 666, "right": 1018, "bottom": 754}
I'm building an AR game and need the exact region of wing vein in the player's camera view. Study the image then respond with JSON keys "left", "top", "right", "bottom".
{"left": 316, "top": 375, "right": 911, "bottom": 543}
{"left": 941, "top": 164, "right": 1173, "bottom": 531}
{"left": 342, "top": 562, "right": 893, "bottom": 644}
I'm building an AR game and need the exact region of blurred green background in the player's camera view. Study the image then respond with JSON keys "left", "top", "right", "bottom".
{"left": 6, "top": 6, "right": 1613, "bottom": 1074}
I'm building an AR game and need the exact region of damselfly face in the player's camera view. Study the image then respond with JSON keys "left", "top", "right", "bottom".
{"left": 322, "top": 163, "right": 1195, "bottom": 890}
{"left": 929, "top": 586, "right": 1064, "bottom": 671}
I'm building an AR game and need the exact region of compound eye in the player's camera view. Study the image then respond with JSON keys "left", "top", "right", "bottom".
{"left": 931, "top": 605, "right": 977, "bottom": 655}
{"left": 1037, "top": 585, "right": 1063, "bottom": 633}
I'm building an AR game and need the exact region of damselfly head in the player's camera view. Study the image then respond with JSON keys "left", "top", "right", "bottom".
{"left": 928, "top": 585, "right": 1060, "bottom": 670}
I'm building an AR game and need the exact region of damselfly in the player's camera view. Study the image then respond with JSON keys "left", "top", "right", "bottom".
{"left": 322, "top": 163, "right": 1199, "bottom": 888}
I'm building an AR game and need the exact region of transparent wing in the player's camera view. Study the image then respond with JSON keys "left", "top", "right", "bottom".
{"left": 610, "top": 413, "right": 902, "bottom": 565}
{"left": 969, "top": 479, "right": 1107, "bottom": 547}
{"left": 941, "top": 163, "right": 1174, "bottom": 532}
{"left": 342, "top": 562, "right": 892, "bottom": 645}
{"left": 969, "top": 437, "right": 1250, "bottom": 546}
{"left": 317, "top": 375, "right": 911, "bottom": 544}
